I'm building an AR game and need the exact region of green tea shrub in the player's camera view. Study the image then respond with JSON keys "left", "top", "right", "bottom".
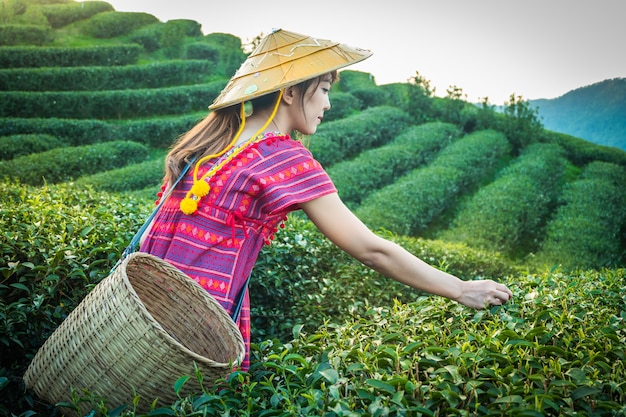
{"left": 0, "top": 44, "right": 142, "bottom": 68}
{"left": 440, "top": 143, "right": 568, "bottom": 255}
{"left": 351, "top": 86, "right": 391, "bottom": 108}
{"left": 0, "top": 140, "right": 149, "bottom": 185}
{"left": 80, "top": 11, "right": 159, "bottom": 38}
{"left": 542, "top": 130, "right": 626, "bottom": 168}
{"left": 250, "top": 217, "right": 517, "bottom": 343}
{"left": 356, "top": 130, "right": 511, "bottom": 236}
{"left": 39, "top": 1, "right": 112, "bottom": 28}
{"left": 334, "top": 70, "right": 376, "bottom": 92}
{"left": 324, "top": 92, "right": 362, "bottom": 122}
{"left": 0, "top": 81, "right": 226, "bottom": 119}
{"left": 185, "top": 42, "right": 219, "bottom": 61}
{"left": 536, "top": 161, "right": 626, "bottom": 270}
{"left": 0, "top": 24, "right": 53, "bottom": 46}
{"left": 308, "top": 106, "right": 411, "bottom": 167}
{"left": 0, "top": 117, "right": 117, "bottom": 145}
{"left": 202, "top": 32, "right": 246, "bottom": 78}
{"left": 0, "top": 60, "right": 214, "bottom": 91}
{"left": 0, "top": 180, "right": 149, "bottom": 414}
{"left": 65, "top": 268, "right": 624, "bottom": 416}
{"left": 75, "top": 157, "right": 165, "bottom": 192}
{"left": 328, "top": 122, "right": 461, "bottom": 206}
{"left": 0, "top": 133, "right": 65, "bottom": 160}
{"left": 248, "top": 268, "right": 626, "bottom": 416}
{"left": 118, "top": 114, "right": 203, "bottom": 148}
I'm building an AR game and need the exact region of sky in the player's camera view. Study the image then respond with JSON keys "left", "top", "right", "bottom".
{"left": 104, "top": 0, "right": 625, "bottom": 105}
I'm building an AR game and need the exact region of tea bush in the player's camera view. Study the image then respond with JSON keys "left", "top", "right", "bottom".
{"left": 0, "top": 180, "right": 150, "bottom": 413}
{"left": 75, "top": 156, "right": 164, "bottom": 193}
{"left": 440, "top": 143, "right": 569, "bottom": 256}
{"left": 0, "top": 140, "right": 149, "bottom": 185}
{"left": 0, "top": 114, "right": 202, "bottom": 148}
{"left": 39, "top": 1, "right": 112, "bottom": 28}
{"left": 542, "top": 130, "right": 626, "bottom": 168}
{"left": 0, "top": 133, "right": 66, "bottom": 160}
{"left": 328, "top": 122, "right": 461, "bottom": 206}
{"left": 0, "top": 44, "right": 142, "bottom": 68}
{"left": 56, "top": 268, "right": 626, "bottom": 416}
{"left": 0, "top": 117, "right": 117, "bottom": 145}
{"left": 0, "top": 60, "right": 214, "bottom": 91}
{"left": 324, "top": 92, "right": 363, "bottom": 122}
{"left": 308, "top": 106, "right": 411, "bottom": 167}
{"left": 79, "top": 11, "right": 159, "bottom": 39}
{"left": 0, "top": 81, "right": 226, "bottom": 119}
{"left": 0, "top": 24, "right": 53, "bottom": 46}
{"left": 536, "top": 161, "right": 626, "bottom": 270}
{"left": 356, "top": 129, "right": 511, "bottom": 236}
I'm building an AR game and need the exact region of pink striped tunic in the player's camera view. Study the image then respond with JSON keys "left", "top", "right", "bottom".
{"left": 140, "top": 132, "right": 336, "bottom": 370}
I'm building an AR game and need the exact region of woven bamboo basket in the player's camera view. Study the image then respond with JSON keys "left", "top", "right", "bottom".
{"left": 23, "top": 252, "right": 245, "bottom": 416}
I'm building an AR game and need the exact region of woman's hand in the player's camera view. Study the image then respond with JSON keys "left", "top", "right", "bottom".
{"left": 455, "top": 279, "right": 513, "bottom": 310}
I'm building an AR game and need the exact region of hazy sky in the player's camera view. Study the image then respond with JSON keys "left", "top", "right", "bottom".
{"left": 105, "top": 0, "right": 625, "bottom": 105}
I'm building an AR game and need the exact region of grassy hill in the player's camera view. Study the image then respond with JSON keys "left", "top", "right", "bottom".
{"left": 530, "top": 78, "right": 626, "bottom": 151}
{"left": 1, "top": 1, "right": 626, "bottom": 416}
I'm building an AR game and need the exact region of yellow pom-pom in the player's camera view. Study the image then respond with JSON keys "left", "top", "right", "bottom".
{"left": 180, "top": 197, "right": 198, "bottom": 215}
{"left": 190, "top": 180, "right": 210, "bottom": 197}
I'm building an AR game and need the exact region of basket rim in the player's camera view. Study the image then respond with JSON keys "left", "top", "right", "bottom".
{"left": 121, "top": 252, "right": 245, "bottom": 368}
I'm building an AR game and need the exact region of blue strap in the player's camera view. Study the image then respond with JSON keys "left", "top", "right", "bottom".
{"left": 111, "top": 158, "right": 195, "bottom": 274}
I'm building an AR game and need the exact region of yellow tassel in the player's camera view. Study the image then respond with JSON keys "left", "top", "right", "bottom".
{"left": 190, "top": 180, "right": 210, "bottom": 197}
{"left": 180, "top": 197, "right": 198, "bottom": 215}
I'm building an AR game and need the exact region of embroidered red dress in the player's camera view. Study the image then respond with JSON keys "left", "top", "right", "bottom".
{"left": 139, "top": 132, "right": 336, "bottom": 370}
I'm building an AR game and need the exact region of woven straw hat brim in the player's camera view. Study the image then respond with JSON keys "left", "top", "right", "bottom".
{"left": 209, "top": 29, "right": 372, "bottom": 110}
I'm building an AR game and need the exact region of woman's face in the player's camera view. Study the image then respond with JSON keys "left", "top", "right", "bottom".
{"left": 289, "top": 76, "right": 332, "bottom": 135}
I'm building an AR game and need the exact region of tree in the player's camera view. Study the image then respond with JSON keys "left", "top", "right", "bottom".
{"left": 501, "top": 93, "right": 543, "bottom": 153}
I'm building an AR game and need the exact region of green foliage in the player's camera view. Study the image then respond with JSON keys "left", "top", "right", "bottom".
{"left": 128, "top": 19, "right": 202, "bottom": 55}
{"left": 201, "top": 32, "right": 247, "bottom": 78}
{"left": 75, "top": 156, "right": 165, "bottom": 193}
{"left": 0, "top": 140, "right": 149, "bottom": 185}
{"left": 0, "top": 23, "right": 53, "bottom": 45}
{"left": 0, "top": 60, "right": 215, "bottom": 91}
{"left": 0, "top": 114, "right": 202, "bottom": 148}
{"left": 542, "top": 130, "right": 626, "bottom": 168}
{"left": 53, "top": 268, "right": 626, "bottom": 417}
{"left": 79, "top": 11, "right": 159, "bottom": 39}
{"left": 0, "top": 44, "right": 142, "bottom": 68}
{"left": 0, "top": 117, "right": 117, "bottom": 145}
{"left": 0, "top": 81, "right": 226, "bottom": 119}
{"left": 39, "top": 1, "right": 112, "bottom": 28}
{"left": 536, "top": 161, "right": 626, "bottom": 270}
{"left": 501, "top": 94, "right": 543, "bottom": 153}
{"left": 324, "top": 91, "right": 362, "bottom": 122}
{"left": 334, "top": 70, "right": 376, "bottom": 92}
{"left": 308, "top": 106, "right": 411, "bottom": 167}
{"left": 328, "top": 122, "right": 461, "bottom": 206}
{"left": 356, "top": 130, "right": 511, "bottom": 236}
{"left": 441, "top": 143, "right": 569, "bottom": 256}
{"left": 0, "top": 133, "right": 65, "bottom": 159}
{"left": 0, "top": 180, "right": 149, "bottom": 414}
{"left": 251, "top": 217, "right": 517, "bottom": 343}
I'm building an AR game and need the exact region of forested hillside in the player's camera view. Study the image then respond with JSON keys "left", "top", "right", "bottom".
{"left": 530, "top": 78, "right": 626, "bottom": 151}
{"left": 1, "top": 1, "right": 626, "bottom": 416}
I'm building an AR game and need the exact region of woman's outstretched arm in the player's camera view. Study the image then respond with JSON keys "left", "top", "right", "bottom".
{"left": 301, "top": 193, "right": 513, "bottom": 309}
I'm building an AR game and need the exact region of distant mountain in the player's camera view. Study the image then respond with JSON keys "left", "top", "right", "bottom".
{"left": 529, "top": 78, "right": 626, "bottom": 151}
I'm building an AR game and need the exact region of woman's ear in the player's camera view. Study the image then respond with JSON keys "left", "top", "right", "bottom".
{"left": 281, "top": 86, "right": 296, "bottom": 105}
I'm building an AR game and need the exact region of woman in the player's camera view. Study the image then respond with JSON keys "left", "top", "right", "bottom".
{"left": 140, "top": 29, "right": 513, "bottom": 370}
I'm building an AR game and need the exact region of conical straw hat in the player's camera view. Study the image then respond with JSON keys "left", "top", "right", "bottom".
{"left": 209, "top": 28, "right": 373, "bottom": 110}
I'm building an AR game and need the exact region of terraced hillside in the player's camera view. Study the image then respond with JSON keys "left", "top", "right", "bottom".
{"left": 1, "top": 1, "right": 625, "bottom": 270}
